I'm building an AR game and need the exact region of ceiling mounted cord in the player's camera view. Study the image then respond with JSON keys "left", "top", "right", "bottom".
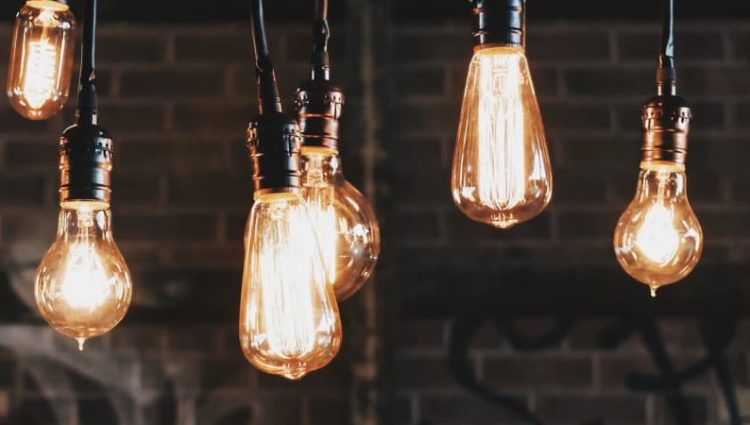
{"left": 311, "top": 0, "right": 330, "bottom": 80}
{"left": 251, "top": 0, "right": 281, "bottom": 114}
{"left": 77, "top": 0, "right": 98, "bottom": 124}
{"left": 657, "top": 0, "right": 676, "bottom": 95}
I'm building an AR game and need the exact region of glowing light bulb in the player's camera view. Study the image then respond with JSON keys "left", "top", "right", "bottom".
{"left": 7, "top": 0, "right": 75, "bottom": 120}
{"left": 239, "top": 192, "right": 342, "bottom": 380}
{"left": 452, "top": 45, "right": 552, "bottom": 229}
{"left": 614, "top": 161, "right": 703, "bottom": 296}
{"left": 34, "top": 202, "right": 132, "bottom": 350}
{"left": 301, "top": 147, "right": 380, "bottom": 300}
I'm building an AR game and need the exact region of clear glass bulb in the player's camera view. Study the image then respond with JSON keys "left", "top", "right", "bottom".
{"left": 7, "top": 0, "right": 75, "bottom": 120}
{"left": 239, "top": 192, "right": 342, "bottom": 380}
{"left": 34, "top": 202, "right": 132, "bottom": 350}
{"left": 301, "top": 146, "right": 380, "bottom": 300}
{"left": 452, "top": 45, "right": 553, "bottom": 229}
{"left": 614, "top": 161, "right": 703, "bottom": 296}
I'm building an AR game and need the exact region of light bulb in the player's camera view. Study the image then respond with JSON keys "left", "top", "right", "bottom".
{"left": 34, "top": 202, "right": 132, "bottom": 350}
{"left": 452, "top": 45, "right": 552, "bottom": 229}
{"left": 7, "top": 0, "right": 75, "bottom": 120}
{"left": 239, "top": 192, "right": 342, "bottom": 380}
{"left": 614, "top": 161, "right": 703, "bottom": 296}
{"left": 301, "top": 147, "right": 380, "bottom": 300}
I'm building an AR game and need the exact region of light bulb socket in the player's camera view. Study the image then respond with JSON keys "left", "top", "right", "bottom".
{"left": 247, "top": 112, "right": 303, "bottom": 194}
{"left": 294, "top": 79, "right": 344, "bottom": 152}
{"left": 641, "top": 94, "right": 692, "bottom": 165}
{"left": 472, "top": 0, "right": 524, "bottom": 47}
{"left": 58, "top": 122, "right": 113, "bottom": 204}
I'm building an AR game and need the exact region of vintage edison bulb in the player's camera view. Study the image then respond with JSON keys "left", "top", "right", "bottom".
{"left": 239, "top": 191, "right": 342, "bottom": 380}
{"left": 452, "top": 45, "right": 552, "bottom": 229}
{"left": 301, "top": 146, "right": 380, "bottom": 300}
{"left": 7, "top": 0, "right": 75, "bottom": 120}
{"left": 614, "top": 161, "right": 703, "bottom": 296}
{"left": 35, "top": 202, "right": 132, "bottom": 350}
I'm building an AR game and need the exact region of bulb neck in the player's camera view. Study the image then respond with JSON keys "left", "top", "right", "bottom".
{"left": 247, "top": 112, "right": 303, "bottom": 195}
{"left": 58, "top": 122, "right": 113, "bottom": 205}
{"left": 640, "top": 94, "right": 692, "bottom": 165}
{"left": 56, "top": 204, "right": 112, "bottom": 239}
{"left": 301, "top": 148, "right": 342, "bottom": 187}
{"left": 634, "top": 161, "right": 687, "bottom": 200}
{"left": 472, "top": 0, "right": 524, "bottom": 48}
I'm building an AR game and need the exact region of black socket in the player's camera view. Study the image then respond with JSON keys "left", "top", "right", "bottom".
{"left": 58, "top": 123, "right": 113, "bottom": 204}
{"left": 294, "top": 79, "right": 344, "bottom": 152}
{"left": 472, "top": 0, "right": 524, "bottom": 47}
{"left": 247, "top": 112, "right": 303, "bottom": 194}
{"left": 641, "top": 94, "right": 692, "bottom": 165}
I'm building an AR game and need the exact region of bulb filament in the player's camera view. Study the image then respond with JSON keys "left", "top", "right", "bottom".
{"left": 476, "top": 53, "right": 527, "bottom": 212}
{"left": 23, "top": 38, "right": 58, "bottom": 109}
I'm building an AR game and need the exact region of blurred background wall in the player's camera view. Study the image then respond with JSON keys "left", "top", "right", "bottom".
{"left": 0, "top": 1, "right": 750, "bottom": 424}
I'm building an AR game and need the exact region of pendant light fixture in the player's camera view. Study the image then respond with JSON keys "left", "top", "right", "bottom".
{"left": 614, "top": 0, "right": 702, "bottom": 297}
{"left": 451, "top": 0, "right": 553, "bottom": 229}
{"left": 7, "top": 0, "right": 76, "bottom": 120}
{"left": 239, "top": 0, "right": 342, "bottom": 380}
{"left": 34, "top": 0, "right": 132, "bottom": 351}
{"left": 294, "top": 0, "right": 381, "bottom": 301}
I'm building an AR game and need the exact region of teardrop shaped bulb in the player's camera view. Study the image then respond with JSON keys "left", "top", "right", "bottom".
{"left": 239, "top": 192, "right": 342, "bottom": 380}
{"left": 452, "top": 45, "right": 553, "bottom": 229}
{"left": 7, "top": 0, "right": 76, "bottom": 120}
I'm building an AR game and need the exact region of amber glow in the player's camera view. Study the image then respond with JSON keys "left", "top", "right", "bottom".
{"left": 301, "top": 147, "right": 381, "bottom": 300}
{"left": 239, "top": 192, "right": 342, "bottom": 379}
{"left": 34, "top": 202, "right": 132, "bottom": 350}
{"left": 452, "top": 45, "right": 552, "bottom": 229}
{"left": 614, "top": 161, "right": 703, "bottom": 296}
{"left": 7, "top": 0, "right": 75, "bottom": 120}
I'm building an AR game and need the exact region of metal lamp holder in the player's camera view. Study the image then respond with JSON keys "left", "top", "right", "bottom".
{"left": 471, "top": 0, "right": 525, "bottom": 48}
{"left": 58, "top": 0, "right": 114, "bottom": 205}
{"left": 294, "top": 0, "right": 345, "bottom": 153}
{"left": 247, "top": 0, "right": 303, "bottom": 196}
{"left": 640, "top": 0, "right": 692, "bottom": 166}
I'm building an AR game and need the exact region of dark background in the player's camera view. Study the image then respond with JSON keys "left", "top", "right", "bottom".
{"left": 2, "top": 0, "right": 750, "bottom": 22}
{"left": 0, "top": 0, "right": 748, "bottom": 424}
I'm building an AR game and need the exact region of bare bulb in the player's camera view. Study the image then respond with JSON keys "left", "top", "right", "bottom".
{"left": 301, "top": 147, "right": 380, "bottom": 300}
{"left": 239, "top": 192, "right": 342, "bottom": 380}
{"left": 614, "top": 161, "right": 703, "bottom": 296}
{"left": 7, "top": 0, "right": 75, "bottom": 120}
{"left": 34, "top": 202, "right": 132, "bottom": 350}
{"left": 452, "top": 45, "right": 552, "bottom": 229}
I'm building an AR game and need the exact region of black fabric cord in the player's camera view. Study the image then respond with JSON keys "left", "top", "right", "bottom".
{"left": 77, "top": 0, "right": 97, "bottom": 124}
{"left": 311, "top": 0, "right": 331, "bottom": 80}
{"left": 251, "top": 0, "right": 282, "bottom": 113}
{"left": 657, "top": 0, "right": 676, "bottom": 94}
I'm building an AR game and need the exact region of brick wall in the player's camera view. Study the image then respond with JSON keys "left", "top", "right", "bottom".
{"left": 0, "top": 17, "right": 748, "bottom": 425}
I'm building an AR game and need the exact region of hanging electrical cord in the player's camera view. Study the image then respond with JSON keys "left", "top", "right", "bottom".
{"left": 613, "top": 0, "right": 703, "bottom": 297}
{"left": 311, "top": 0, "right": 330, "bottom": 80}
{"left": 77, "top": 0, "right": 97, "bottom": 124}
{"left": 250, "top": 0, "right": 281, "bottom": 114}
{"left": 657, "top": 0, "right": 676, "bottom": 95}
